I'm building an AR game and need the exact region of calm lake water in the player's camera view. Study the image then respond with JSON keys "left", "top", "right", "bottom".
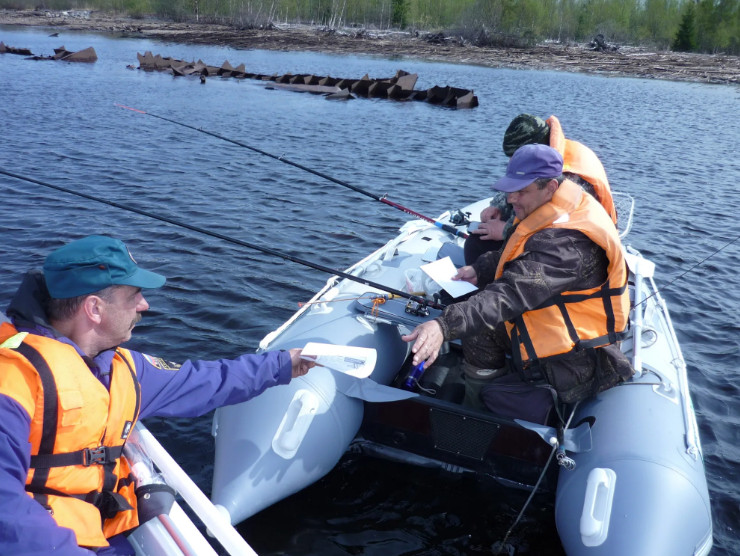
{"left": 1, "top": 25, "right": 738, "bottom": 555}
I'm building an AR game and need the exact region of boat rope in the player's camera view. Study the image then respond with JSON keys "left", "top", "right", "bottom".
{"left": 635, "top": 231, "right": 740, "bottom": 308}
{"left": 493, "top": 402, "right": 580, "bottom": 555}
{"left": 0, "top": 168, "right": 446, "bottom": 311}
{"left": 371, "top": 296, "right": 386, "bottom": 317}
{"left": 114, "top": 104, "right": 468, "bottom": 239}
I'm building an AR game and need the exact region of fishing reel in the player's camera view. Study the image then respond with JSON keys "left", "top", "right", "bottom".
{"left": 447, "top": 209, "right": 471, "bottom": 226}
{"left": 404, "top": 299, "right": 431, "bottom": 317}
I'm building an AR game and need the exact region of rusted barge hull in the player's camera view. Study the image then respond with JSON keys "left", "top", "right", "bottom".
{"left": 136, "top": 51, "right": 478, "bottom": 109}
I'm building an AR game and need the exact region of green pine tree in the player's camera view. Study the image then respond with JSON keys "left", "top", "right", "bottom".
{"left": 671, "top": 1, "right": 697, "bottom": 51}
{"left": 392, "top": 0, "right": 409, "bottom": 29}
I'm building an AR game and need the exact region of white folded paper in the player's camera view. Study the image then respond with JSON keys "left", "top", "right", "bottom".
{"left": 420, "top": 256, "right": 478, "bottom": 298}
{"left": 300, "top": 342, "right": 377, "bottom": 378}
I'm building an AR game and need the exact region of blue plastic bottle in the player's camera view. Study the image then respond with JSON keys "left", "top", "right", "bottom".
{"left": 403, "top": 362, "right": 426, "bottom": 390}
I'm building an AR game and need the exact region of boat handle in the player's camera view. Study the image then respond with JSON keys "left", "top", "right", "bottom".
{"left": 580, "top": 467, "right": 617, "bottom": 547}
{"left": 271, "top": 389, "right": 319, "bottom": 459}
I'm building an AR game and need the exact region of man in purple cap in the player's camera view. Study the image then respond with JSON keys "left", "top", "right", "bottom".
{"left": 0, "top": 235, "right": 314, "bottom": 555}
{"left": 462, "top": 113, "right": 617, "bottom": 267}
{"left": 403, "top": 145, "right": 633, "bottom": 422}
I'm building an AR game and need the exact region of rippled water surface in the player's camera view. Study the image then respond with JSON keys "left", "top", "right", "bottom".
{"left": 1, "top": 25, "right": 739, "bottom": 555}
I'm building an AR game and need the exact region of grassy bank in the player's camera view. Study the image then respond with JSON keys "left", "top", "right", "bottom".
{"left": 1, "top": 0, "right": 738, "bottom": 54}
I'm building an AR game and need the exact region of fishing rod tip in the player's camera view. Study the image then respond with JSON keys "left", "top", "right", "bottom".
{"left": 114, "top": 103, "right": 146, "bottom": 114}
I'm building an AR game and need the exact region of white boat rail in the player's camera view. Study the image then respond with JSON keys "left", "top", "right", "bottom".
{"left": 626, "top": 248, "right": 655, "bottom": 377}
{"left": 625, "top": 247, "right": 701, "bottom": 460}
{"left": 127, "top": 423, "right": 258, "bottom": 556}
{"left": 646, "top": 275, "right": 703, "bottom": 460}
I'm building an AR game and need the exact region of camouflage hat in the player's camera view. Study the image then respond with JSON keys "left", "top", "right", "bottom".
{"left": 502, "top": 114, "right": 551, "bottom": 157}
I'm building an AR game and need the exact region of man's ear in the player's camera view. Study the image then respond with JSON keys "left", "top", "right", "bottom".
{"left": 82, "top": 295, "right": 104, "bottom": 324}
{"left": 546, "top": 178, "right": 559, "bottom": 194}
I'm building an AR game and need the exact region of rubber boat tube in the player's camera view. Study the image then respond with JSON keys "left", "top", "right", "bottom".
{"left": 555, "top": 379, "right": 712, "bottom": 555}
{"left": 211, "top": 305, "right": 408, "bottom": 525}
{"left": 555, "top": 265, "right": 712, "bottom": 556}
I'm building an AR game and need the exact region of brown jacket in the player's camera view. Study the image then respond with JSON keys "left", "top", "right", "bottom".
{"left": 437, "top": 223, "right": 633, "bottom": 403}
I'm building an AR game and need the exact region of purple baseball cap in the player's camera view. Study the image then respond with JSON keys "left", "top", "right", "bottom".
{"left": 493, "top": 144, "right": 564, "bottom": 193}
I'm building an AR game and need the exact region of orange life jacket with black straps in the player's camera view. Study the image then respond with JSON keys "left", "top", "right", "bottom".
{"left": 494, "top": 180, "right": 630, "bottom": 370}
{"left": 546, "top": 115, "right": 618, "bottom": 225}
{"left": 0, "top": 322, "right": 141, "bottom": 549}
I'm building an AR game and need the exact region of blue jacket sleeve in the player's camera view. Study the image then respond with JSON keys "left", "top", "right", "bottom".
{"left": 135, "top": 350, "right": 293, "bottom": 419}
{"left": 0, "top": 394, "right": 94, "bottom": 555}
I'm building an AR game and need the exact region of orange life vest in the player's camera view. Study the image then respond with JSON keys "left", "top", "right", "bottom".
{"left": 494, "top": 180, "right": 629, "bottom": 368}
{"left": 0, "top": 322, "right": 141, "bottom": 548}
{"left": 546, "top": 115, "right": 618, "bottom": 224}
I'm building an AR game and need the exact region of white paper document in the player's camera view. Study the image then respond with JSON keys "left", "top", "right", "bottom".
{"left": 420, "top": 256, "right": 478, "bottom": 298}
{"left": 300, "top": 342, "right": 377, "bottom": 378}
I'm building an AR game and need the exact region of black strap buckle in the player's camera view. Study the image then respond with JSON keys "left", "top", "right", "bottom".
{"left": 84, "top": 446, "right": 108, "bottom": 466}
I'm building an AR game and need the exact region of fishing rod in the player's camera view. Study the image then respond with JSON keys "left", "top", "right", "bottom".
{"left": 0, "top": 168, "right": 446, "bottom": 311}
{"left": 114, "top": 103, "right": 469, "bottom": 239}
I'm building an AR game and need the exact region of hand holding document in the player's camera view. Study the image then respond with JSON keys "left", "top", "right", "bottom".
{"left": 300, "top": 342, "right": 377, "bottom": 378}
{"left": 420, "top": 256, "right": 478, "bottom": 298}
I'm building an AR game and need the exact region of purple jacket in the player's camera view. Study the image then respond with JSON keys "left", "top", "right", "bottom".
{"left": 0, "top": 272, "right": 293, "bottom": 555}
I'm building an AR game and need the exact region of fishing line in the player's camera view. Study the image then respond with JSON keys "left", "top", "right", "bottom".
{"left": 114, "top": 103, "right": 468, "bottom": 239}
{"left": 493, "top": 402, "right": 579, "bottom": 555}
{"left": 636, "top": 232, "right": 740, "bottom": 308}
{"left": 0, "top": 168, "right": 445, "bottom": 310}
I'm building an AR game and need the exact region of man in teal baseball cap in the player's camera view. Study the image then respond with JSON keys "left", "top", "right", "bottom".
{"left": 0, "top": 235, "right": 315, "bottom": 554}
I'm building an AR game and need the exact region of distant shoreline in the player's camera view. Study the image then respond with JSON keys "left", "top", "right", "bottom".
{"left": 1, "top": 8, "right": 738, "bottom": 86}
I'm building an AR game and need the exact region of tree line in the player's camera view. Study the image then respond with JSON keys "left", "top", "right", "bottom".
{"left": 5, "top": 0, "right": 739, "bottom": 54}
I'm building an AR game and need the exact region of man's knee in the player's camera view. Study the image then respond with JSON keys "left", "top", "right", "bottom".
{"left": 462, "top": 332, "right": 509, "bottom": 370}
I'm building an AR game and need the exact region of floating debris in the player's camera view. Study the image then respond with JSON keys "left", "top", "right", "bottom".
{"left": 1, "top": 42, "right": 97, "bottom": 63}
{"left": 50, "top": 45, "right": 98, "bottom": 62}
{"left": 0, "top": 42, "right": 33, "bottom": 56}
{"left": 136, "top": 51, "right": 478, "bottom": 108}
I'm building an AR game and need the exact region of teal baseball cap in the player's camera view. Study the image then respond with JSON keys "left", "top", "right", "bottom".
{"left": 43, "top": 235, "right": 166, "bottom": 299}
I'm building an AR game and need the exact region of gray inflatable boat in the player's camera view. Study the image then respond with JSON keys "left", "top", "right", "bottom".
{"left": 210, "top": 193, "right": 712, "bottom": 555}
